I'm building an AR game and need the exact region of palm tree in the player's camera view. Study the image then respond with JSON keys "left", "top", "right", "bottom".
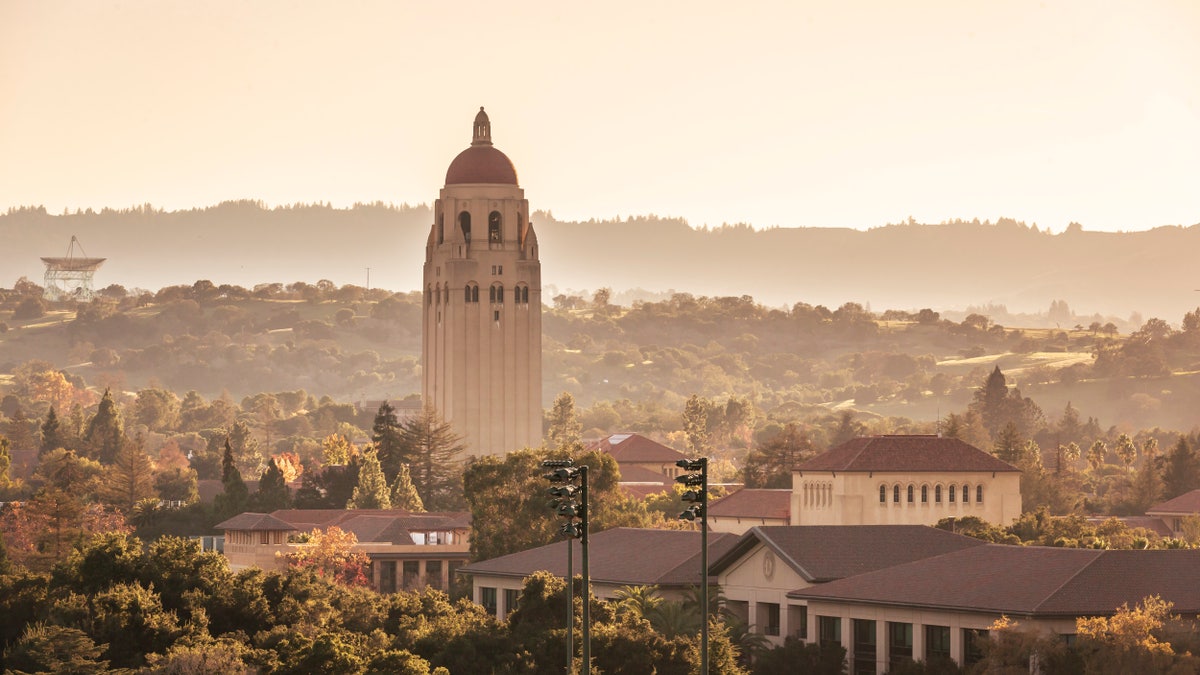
{"left": 613, "top": 585, "right": 664, "bottom": 621}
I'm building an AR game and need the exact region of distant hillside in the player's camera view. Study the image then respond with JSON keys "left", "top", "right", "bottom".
{"left": 3, "top": 204, "right": 1198, "bottom": 320}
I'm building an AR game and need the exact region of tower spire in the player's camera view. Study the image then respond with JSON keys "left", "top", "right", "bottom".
{"left": 472, "top": 106, "right": 492, "bottom": 146}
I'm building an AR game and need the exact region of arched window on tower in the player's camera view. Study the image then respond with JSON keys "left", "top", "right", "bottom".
{"left": 489, "top": 211, "right": 502, "bottom": 244}
{"left": 490, "top": 284, "right": 504, "bottom": 304}
{"left": 443, "top": 285, "right": 449, "bottom": 304}
{"left": 437, "top": 213, "right": 444, "bottom": 245}
{"left": 465, "top": 283, "right": 479, "bottom": 303}
{"left": 426, "top": 285, "right": 432, "bottom": 307}
{"left": 434, "top": 283, "right": 441, "bottom": 305}
{"left": 515, "top": 284, "right": 529, "bottom": 304}
{"left": 517, "top": 212, "right": 525, "bottom": 247}
{"left": 458, "top": 211, "right": 471, "bottom": 242}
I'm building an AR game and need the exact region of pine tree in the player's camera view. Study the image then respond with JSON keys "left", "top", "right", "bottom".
{"left": 214, "top": 439, "right": 248, "bottom": 519}
{"left": 40, "top": 406, "right": 62, "bottom": 456}
{"left": 546, "top": 392, "right": 583, "bottom": 453}
{"left": 252, "top": 458, "right": 291, "bottom": 511}
{"left": 390, "top": 463, "right": 425, "bottom": 512}
{"left": 1162, "top": 436, "right": 1200, "bottom": 499}
{"left": 99, "top": 434, "right": 156, "bottom": 513}
{"left": 348, "top": 448, "right": 391, "bottom": 509}
{"left": 682, "top": 394, "right": 710, "bottom": 455}
{"left": 0, "top": 435, "right": 12, "bottom": 491}
{"left": 372, "top": 401, "right": 406, "bottom": 482}
{"left": 992, "top": 422, "right": 1023, "bottom": 464}
{"left": 400, "top": 406, "right": 465, "bottom": 510}
{"left": 84, "top": 389, "right": 123, "bottom": 464}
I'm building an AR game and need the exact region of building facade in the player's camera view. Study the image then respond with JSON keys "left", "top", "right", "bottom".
{"left": 792, "top": 435, "right": 1022, "bottom": 527}
{"left": 422, "top": 107, "right": 542, "bottom": 456}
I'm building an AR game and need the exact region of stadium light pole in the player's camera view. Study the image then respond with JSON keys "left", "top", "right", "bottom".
{"left": 677, "top": 457, "right": 709, "bottom": 675}
{"left": 544, "top": 459, "right": 590, "bottom": 674}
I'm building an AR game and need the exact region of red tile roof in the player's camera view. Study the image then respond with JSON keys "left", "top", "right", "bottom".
{"left": 587, "top": 433, "right": 688, "bottom": 463}
{"left": 797, "top": 435, "right": 1018, "bottom": 473}
{"left": 708, "top": 489, "right": 791, "bottom": 521}
{"left": 1148, "top": 489, "right": 1200, "bottom": 515}
{"left": 265, "top": 509, "right": 470, "bottom": 544}
{"left": 710, "top": 525, "right": 985, "bottom": 582}
{"left": 214, "top": 513, "right": 297, "bottom": 532}
{"left": 459, "top": 528, "right": 737, "bottom": 588}
{"left": 789, "top": 545, "right": 1200, "bottom": 617}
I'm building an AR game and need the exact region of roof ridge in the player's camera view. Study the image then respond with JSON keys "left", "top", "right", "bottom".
{"left": 1031, "top": 548, "right": 1106, "bottom": 613}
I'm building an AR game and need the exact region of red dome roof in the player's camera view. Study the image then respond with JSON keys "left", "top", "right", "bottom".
{"left": 445, "top": 145, "right": 519, "bottom": 185}
{"left": 444, "top": 107, "right": 519, "bottom": 186}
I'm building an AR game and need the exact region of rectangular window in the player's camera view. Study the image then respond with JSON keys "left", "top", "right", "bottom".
{"left": 818, "top": 616, "right": 841, "bottom": 648}
{"left": 788, "top": 605, "right": 808, "bottom": 639}
{"left": 426, "top": 560, "right": 443, "bottom": 590}
{"left": 378, "top": 560, "right": 397, "bottom": 594}
{"left": 260, "top": 531, "right": 270, "bottom": 544}
{"left": 403, "top": 561, "right": 420, "bottom": 589}
{"left": 926, "top": 625, "right": 951, "bottom": 662}
{"left": 757, "top": 602, "right": 781, "bottom": 636}
{"left": 853, "top": 619, "right": 877, "bottom": 675}
{"left": 888, "top": 622, "right": 913, "bottom": 670}
{"left": 963, "top": 628, "right": 988, "bottom": 667}
{"left": 504, "top": 588, "right": 520, "bottom": 617}
{"left": 481, "top": 586, "right": 498, "bottom": 616}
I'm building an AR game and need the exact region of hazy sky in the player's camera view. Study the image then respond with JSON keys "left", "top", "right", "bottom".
{"left": 2, "top": 0, "right": 1197, "bottom": 232}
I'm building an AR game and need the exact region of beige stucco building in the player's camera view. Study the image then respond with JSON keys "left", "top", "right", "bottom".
{"left": 792, "top": 435, "right": 1022, "bottom": 527}
{"left": 422, "top": 107, "right": 542, "bottom": 456}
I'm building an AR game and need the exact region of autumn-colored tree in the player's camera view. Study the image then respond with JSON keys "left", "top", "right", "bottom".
{"left": 0, "top": 435, "right": 12, "bottom": 491}
{"left": 322, "top": 433, "right": 355, "bottom": 466}
{"left": 1076, "top": 595, "right": 1200, "bottom": 673}
{"left": 281, "top": 526, "right": 370, "bottom": 587}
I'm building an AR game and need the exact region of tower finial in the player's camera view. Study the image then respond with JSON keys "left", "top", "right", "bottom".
{"left": 472, "top": 107, "right": 492, "bottom": 146}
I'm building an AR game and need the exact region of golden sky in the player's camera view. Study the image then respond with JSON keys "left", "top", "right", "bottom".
{"left": 2, "top": 0, "right": 1197, "bottom": 232}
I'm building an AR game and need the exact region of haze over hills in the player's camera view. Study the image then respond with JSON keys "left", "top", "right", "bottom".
{"left": 3, "top": 202, "right": 1198, "bottom": 321}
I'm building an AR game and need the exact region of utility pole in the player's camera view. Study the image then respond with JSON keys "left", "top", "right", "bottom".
{"left": 677, "top": 457, "right": 709, "bottom": 675}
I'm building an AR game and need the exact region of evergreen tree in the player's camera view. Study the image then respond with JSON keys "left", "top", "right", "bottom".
{"left": 390, "top": 463, "right": 425, "bottom": 512}
{"left": 226, "top": 420, "right": 264, "bottom": 478}
{"left": 743, "top": 423, "right": 815, "bottom": 488}
{"left": 1162, "top": 436, "right": 1200, "bottom": 499}
{"left": 0, "top": 435, "right": 12, "bottom": 491}
{"left": 214, "top": 440, "right": 248, "bottom": 519}
{"left": 974, "top": 365, "right": 1010, "bottom": 436}
{"left": 99, "top": 434, "right": 156, "bottom": 513}
{"left": 682, "top": 394, "right": 711, "bottom": 455}
{"left": 546, "top": 391, "right": 583, "bottom": 453}
{"left": 992, "top": 422, "right": 1023, "bottom": 464}
{"left": 400, "top": 406, "right": 465, "bottom": 510}
{"left": 84, "top": 388, "right": 124, "bottom": 463}
{"left": 39, "top": 406, "right": 62, "bottom": 456}
{"left": 348, "top": 447, "right": 391, "bottom": 509}
{"left": 1088, "top": 440, "right": 1108, "bottom": 471}
{"left": 372, "top": 401, "right": 406, "bottom": 482}
{"left": 252, "top": 458, "right": 291, "bottom": 511}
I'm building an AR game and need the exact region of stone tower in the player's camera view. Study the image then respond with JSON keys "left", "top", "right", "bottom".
{"left": 422, "top": 107, "right": 542, "bottom": 455}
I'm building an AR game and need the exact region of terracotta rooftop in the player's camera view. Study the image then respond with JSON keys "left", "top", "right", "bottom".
{"left": 789, "top": 545, "right": 1200, "bottom": 617}
{"left": 1147, "top": 489, "right": 1200, "bottom": 515}
{"left": 214, "top": 512, "right": 297, "bottom": 532}
{"left": 708, "top": 489, "right": 791, "bottom": 521}
{"left": 459, "top": 528, "right": 737, "bottom": 588}
{"left": 797, "top": 435, "right": 1019, "bottom": 473}
{"left": 710, "top": 525, "right": 985, "bottom": 582}
{"left": 586, "top": 433, "right": 688, "bottom": 464}
{"left": 444, "top": 107, "right": 518, "bottom": 185}
{"left": 265, "top": 509, "right": 470, "bottom": 544}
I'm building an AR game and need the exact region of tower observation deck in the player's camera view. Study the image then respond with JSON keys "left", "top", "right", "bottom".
{"left": 41, "top": 236, "right": 105, "bottom": 301}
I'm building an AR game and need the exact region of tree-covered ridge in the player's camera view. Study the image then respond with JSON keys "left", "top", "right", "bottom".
{"left": 5, "top": 201, "right": 1200, "bottom": 317}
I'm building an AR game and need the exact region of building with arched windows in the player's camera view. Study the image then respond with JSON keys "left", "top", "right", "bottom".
{"left": 791, "top": 435, "right": 1021, "bottom": 527}
{"left": 422, "top": 108, "right": 542, "bottom": 455}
